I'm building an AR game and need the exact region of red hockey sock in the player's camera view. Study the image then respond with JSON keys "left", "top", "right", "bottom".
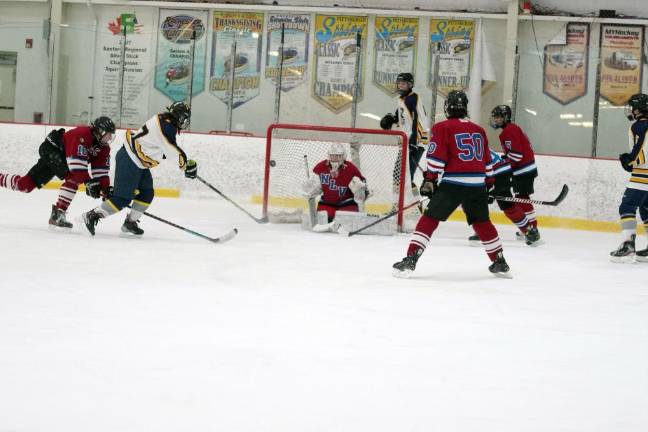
{"left": 55, "top": 179, "right": 79, "bottom": 211}
{"left": 503, "top": 205, "right": 530, "bottom": 233}
{"left": 472, "top": 221, "right": 503, "bottom": 262}
{"left": 516, "top": 198, "right": 537, "bottom": 228}
{"left": 0, "top": 173, "right": 36, "bottom": 193}
{"left": 407, "top": 215, "right": 440, "bottom": 256}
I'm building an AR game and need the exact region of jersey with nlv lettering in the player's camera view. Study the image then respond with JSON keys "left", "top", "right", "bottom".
{"left": 426, "top": 118, "right": 493, "bottom": 186}
{"left": 499, "top": 122, "right": 537, "bottom": 176}
{"left": 313, "top": 160, "right": 364, "bottom": 207}
{"left": 124, "top": 114, "right": 188, "bottom": 170}
{"left": 626, "top": 118, "right": 648, "bottom": 191}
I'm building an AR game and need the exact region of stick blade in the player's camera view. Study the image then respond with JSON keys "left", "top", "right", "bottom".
{"left": 549, "top": 184, "right": 569, "bottom": 206}
{"left": 209, "top": 228, "right": 238, "bottom": 244}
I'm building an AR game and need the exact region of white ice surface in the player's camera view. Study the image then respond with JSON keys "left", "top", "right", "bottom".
{"left": 1, "top": 189, "right": 647, "bottom": 432}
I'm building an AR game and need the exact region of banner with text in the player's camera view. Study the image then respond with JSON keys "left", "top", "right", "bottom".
{"left": 93, "top": 10, "right": 153, "bottom": 127}
{"left": 265, "top": 14, "right": 310, "bottom": 92}
{"left": 210, "top": 11, "right": 263, "bottom": 108}
{"left": 154, "top": 9, "right": 208, "bottom": 102}
{"left": 543, "top": 23, "right": 589, "bottom": 105}
{"left": 313, "top": 15, "right": 368, "bottom": 113}
{"left": 427, "top": 19, "right": 474, "bottom": 96}
{"left": 600, "top": 24, "right": 644, "bottom": 106}
{"left": 373, "top": 16, "right": 418, "bottom": 95}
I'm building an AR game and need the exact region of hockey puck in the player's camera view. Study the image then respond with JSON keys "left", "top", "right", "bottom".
{"left": 269, "top": 159, "right": 276, "bottom": 167}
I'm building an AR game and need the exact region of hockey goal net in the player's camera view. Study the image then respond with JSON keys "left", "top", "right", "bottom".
{"left": 262, "top": 123, "right": 419, "bottom": 231}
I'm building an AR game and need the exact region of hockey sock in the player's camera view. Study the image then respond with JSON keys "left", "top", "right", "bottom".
{"left": 55, "top": 180, "right": 79, "bottom": 211}
{"left": 620, "top": 215, "right": 637, "bottom": 241}
{"left": 0, "top": 173, "right": 36, "bottom": 193}
{"left": 472, "top": 221, "right": 504, "bottom": 262}
{"left": 503, "top": 205, "right": 530, "bottom": 233}
{"left": 128, "top": 198, "right": 151, "bottom": 222}
{"left": 406, "top": 215, "right": 439, "bottom": 256}
{"left": 516, "top": 196, "right": 537, "bottom": 228}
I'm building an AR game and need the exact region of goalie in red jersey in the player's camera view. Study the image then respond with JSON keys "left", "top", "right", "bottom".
{"left": 301, "top": 143, "right": 374, "bottom": 233}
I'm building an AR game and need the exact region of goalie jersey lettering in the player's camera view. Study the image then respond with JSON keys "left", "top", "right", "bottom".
{"left": 313, "top": 160, "right": 364, "bottom": 206}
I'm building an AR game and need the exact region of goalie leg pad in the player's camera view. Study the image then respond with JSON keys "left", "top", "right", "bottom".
{"left": 334, "top": 211, "right": 396, "bottom": 236}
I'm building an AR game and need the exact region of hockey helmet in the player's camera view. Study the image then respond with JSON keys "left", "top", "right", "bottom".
{"left": 396, "top": 72, "right": 414, "bottom": 96}
{"left": 444, "top": 90, "right": 468, "bottom": 119}
{"left": 91, "top": 116, "right": 116, "bottom": 145}
{"left": 167, "top": 101, "right": 191, "bottom": 130}
{"left": 625, "top": 93, "right": 648, "bottom": 120}
{"left": 328, "top": 143, "right": 347, "bottom": 171}
{"left": 489, "top": 105, "right": 512, "bottom": 129}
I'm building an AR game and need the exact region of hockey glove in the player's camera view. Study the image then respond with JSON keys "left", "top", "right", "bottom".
{"left": 101, "top": 185, "right": 113, "bottom": 200}
{"left": 619, "top": 153, "right": 634, "bottom": 172}
{"left": 184, "top": 159, "right": 198, "bottom": 179}
{"left": 380, "top": 113, "right": 396, "bottom": 130}
{"left": 419, "top": 179, "right": 437, "bottom": 198}
{"left": 84, "top": 178, "right": 102, "bottom": 199}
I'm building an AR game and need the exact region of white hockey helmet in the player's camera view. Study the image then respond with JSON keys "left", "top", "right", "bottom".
{"left": 328, "top": 143, "right": 347, "bottom": 170}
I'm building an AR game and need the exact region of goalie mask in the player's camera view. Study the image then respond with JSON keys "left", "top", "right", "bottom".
{"left": 328, "top": 143, "right": 347, "bottom": 171}
{"left": 91, "top": 116, "right": 116, "bottom": 145}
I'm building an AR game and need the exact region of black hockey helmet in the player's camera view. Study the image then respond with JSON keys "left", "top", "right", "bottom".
{"left": 91, "top": 116, "right": 116, "bottom": 145}
{"left": 444, "top": 90, "right": 468, "bottom": 118}
{"left": 489, "top": 104, "right": 512, "bottom": 129}
{"left": 625, "top": 93, "right": 648, "bottom": 120}
{"left": 167, "top": 101, "right": 191, "bottom": 130}
{"left": 396, "top": 72, "right": 414, "bottom": 85}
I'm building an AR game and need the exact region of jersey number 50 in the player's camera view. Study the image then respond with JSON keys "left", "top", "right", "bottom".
{"left": 455, "top": 133, "right": 484, "bottom": 162}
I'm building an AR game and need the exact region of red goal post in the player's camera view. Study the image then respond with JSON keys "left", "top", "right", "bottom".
{"left": 263, "top": 123, "right": 412, "bottom": 231}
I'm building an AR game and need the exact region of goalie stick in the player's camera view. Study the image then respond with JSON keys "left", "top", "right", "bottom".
{"left": 303, "top": 154, "right": 318, "bottom": 228}
{"left": 347, "top": 197, "right": 430, "bottom": 237}
{"left": 491, "top": 184, "right": 569, "bottom": 207}
{"left": 129, "top": 205, "right": 238, "bottom": 244}
{"left": 197, "top": 175, "right": 269, "bottom": 224}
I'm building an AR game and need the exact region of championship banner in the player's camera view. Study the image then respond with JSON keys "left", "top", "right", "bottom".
{"left": 543, "top": 23, "right": 589, "bottom": 105}
{"left": 600, "top": 24, "right": 644, "bottom": 106}
{"left": 93, "top": 10, "right": 153, "bottom": 127}
{"left": 313, "top": 15, "right": 368, "bottom": 113}
{"left": 373, "top": 16, "right": 418, "bottom": 95}
{"left": 209, "top": 11, "right": 263, "bottom": 108}
{"left": 265, "top": 14, "right": 310, "bottom": 92}
{"left": 154, "top": 10, "right": 208, "bottom": 102}
{"left": 427, "top": 19, "right": 474, "bottom": 96}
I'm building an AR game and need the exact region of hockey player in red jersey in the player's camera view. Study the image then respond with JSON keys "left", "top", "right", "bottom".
{"left": 490, "top": 104, "right": 541, "bottom": 243}
{"left": 392, "top": 90, "right": 511, "bottom": 278}
{"left": 302, "top": 143, "right": 368, "bottom": 228}
{"left": 0, "top": 117, "right": 115, "bottom": 229}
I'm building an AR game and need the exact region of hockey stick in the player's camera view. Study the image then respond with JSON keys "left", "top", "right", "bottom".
{"left": 491, "top": 184, "right": 569, "bottom": 207}
{"left": 347, "top": 197, "right": 430, "bottom": 237}
{"left": 197, "top": 175, "right": 269, "bottom": 223}
{"left": 132, "top": 206, "right": 238, "bottom": 244}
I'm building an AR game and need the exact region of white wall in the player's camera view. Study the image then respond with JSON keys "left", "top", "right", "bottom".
{"left": 0, "top": 121, "right": 629, "bottom": 224}
{"left": 0, "top": 2, "right": 51, "bottom": 122}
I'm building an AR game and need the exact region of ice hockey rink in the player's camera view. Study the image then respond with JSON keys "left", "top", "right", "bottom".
{"left": 0, "top": 188, "right": 647, "bottom": 432}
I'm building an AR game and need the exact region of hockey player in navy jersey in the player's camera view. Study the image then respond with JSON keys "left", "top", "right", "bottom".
{"left": 79, "top": 102, "right": 197, "bottom": 237}
{"left": 610, "top": 93, "right": 648, "bottom": 262}
{"left": 392, "top": 90, "right": 511, "bottom": 278}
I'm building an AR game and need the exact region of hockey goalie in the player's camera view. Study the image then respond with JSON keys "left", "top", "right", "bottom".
{"left": 301, "top": 143, "right": 395, "bottom": 235}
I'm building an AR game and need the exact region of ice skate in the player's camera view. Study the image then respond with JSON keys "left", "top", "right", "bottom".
{"left": 392, "top": 251, "right": 421, "bottom": 278}
{"left": 48, "top": 205, "right": 73, "bottom": 230}
{"left": 488, "top": 251, "right": 512, "bottom": 278}
{"left": 79, "top": 209, "right": 103, "bottom": 236}
{"left": 610, "top": 235, "right": 636, "bottom": 263}
{"left": 121, "top": 218, "right": 144, "bottom": 236}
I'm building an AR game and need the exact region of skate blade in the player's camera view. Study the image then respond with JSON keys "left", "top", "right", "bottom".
{"left": 610, "top": 254, "right": 636, "bottom": 264}
{"left": 492, "top": 270, "right": 513, "bottom": 279}
{"left": 48, "top": 224, "right": 73, "bottom": 232}
{"left": 526, "top": 239, "right": 545, "bottom": 247}
{"left": 635, "top": 255, "right": 648, "bottom": 263}
{"left": 119, "top": 231, "right": 143, "bottom": 238}
{"left": 392, "top": 268, "right": 413, "bottom": 279}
